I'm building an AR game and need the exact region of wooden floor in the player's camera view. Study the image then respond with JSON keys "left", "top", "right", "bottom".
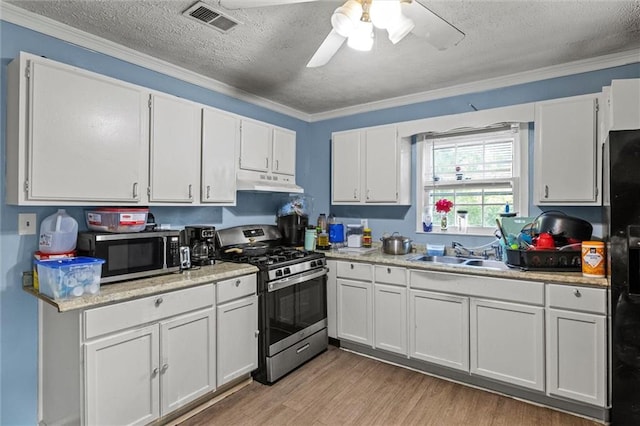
{"left": 180, "top": 346, "right": 600, "bottom": 426}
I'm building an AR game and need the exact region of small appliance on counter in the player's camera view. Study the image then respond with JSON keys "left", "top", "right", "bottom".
{"left": 277, "top": 213, "right": 308, "bottom": 247}
{"left": 182, "top": 226, "right": 216, "bottom": 266}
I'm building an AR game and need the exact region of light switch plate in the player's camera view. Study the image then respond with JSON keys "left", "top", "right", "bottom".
{"left": 19, "top": 213, "right": 37, "bottom": 235}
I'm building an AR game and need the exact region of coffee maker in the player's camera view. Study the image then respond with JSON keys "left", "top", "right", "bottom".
{"left": 277, "top": 214, "right": 309, "bottom": 246}
{"left": 183, "top": 226, "right": 216, "bottom": 266}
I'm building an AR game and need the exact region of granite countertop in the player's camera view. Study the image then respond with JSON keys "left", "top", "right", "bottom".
{"left": 24, "top": 262, "right": 259, "bottom": 312}
{"left": 323, "top": 247, "right": 608, "bottom": 288}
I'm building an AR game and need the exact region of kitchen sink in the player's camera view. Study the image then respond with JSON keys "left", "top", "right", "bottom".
{"left": 408, "top": 255, "right": 511, "bottom": 271}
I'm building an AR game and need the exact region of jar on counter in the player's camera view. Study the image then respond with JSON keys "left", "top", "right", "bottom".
{"left": 362, "top": 228, "right": 372, "bottom": 248}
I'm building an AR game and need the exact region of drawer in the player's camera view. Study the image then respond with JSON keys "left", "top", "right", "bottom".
{"left": 547, "top": 284, "right": 607, "bottom": 314}
{"left": 217, "top": 274, "right": 257, "bottom": 304}
{"left": 374, "top": 265, "right": 407, "bottom": 286}
{"left": 336, "top": 261, "right": 373, "bottom": 281}
{"left": 84, "top": 284, "right": 214, "bottom": 340}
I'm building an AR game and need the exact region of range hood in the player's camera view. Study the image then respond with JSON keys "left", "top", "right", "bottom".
{"left": 236, "top": 170, "right": 303, "bottom": 193}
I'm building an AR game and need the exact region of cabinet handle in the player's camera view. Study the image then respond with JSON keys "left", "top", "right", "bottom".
{"left": 155, "top": 297, "right": 163, "bottom": 306}
{"left": 276, "top": 159, "right": 279, "bottom": 170}
{"left": 206, "top": 185, "right": 211, "bottom": 199}
{"left": 161, "top": 363, "right": 169, "bottom": 373}
{"left": 152, "top": 367, "right": 159, "bottom": 376}
{"left": 544, "top": 185, "right": 549, "bottom": 199}
{"left": 367, "top": 189, "right": 370, "bottom": 200}
{"left": 255, "top": 330, "right": 260, "bottom": 338}
{"left": 132, "top": 182, "right": 139, "bottom": 199}
{"left": 235, "top": 279, "right": 241, "bottom": 287}
{"left": 266, "top": 158, "right": 269, "bottom": 169}
{"left": 296, "top": 343, "right": 311, "bottom": 354}
{"left": 353, "top": 189, "right": 357, "bottom": 199}
{"left": 574, "top": 289, "right": 582, "bottom": 297}
{"left": 350, "top": 264, "right": 354, "bottom": 269}
{"left": 188, "top": 184, "right": 193, "bottom": 200}
{"left": 387, "top": 268, "right": 391, "bottom": 274}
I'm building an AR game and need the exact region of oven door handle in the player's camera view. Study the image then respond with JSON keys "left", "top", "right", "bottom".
{"left": 268, "top": 267, "right": 328, "bottom": 292}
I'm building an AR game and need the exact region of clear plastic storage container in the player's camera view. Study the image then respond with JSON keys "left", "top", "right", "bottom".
{"left": 36, "top": 257, "right": 105, "bottom": 299}
{"left": 39, "top": 209, "right": 79, "bottom": 254}
{"left": 85, "top": 208, "right": 148, "bottom": 233}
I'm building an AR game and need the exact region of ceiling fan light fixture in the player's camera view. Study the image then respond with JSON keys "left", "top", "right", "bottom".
{"left": 347, "top": 20, "right": 374, "bottom": 51}
{"left": 369, "top": 0, "right": 401, "bottom": 30}
{"left": 387, "top": 12, "right": 415, "bottom": 44}
{"left": 331, "top": 0, "right": 364, "bottom": 37}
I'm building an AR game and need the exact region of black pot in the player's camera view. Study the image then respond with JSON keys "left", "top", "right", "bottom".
{"left": 533, "top": 211, "right": 593, "bottom": 242}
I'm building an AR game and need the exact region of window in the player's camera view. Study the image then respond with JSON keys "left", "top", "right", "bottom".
{"left": 416, "top": 124, "right": 529, "bottom": 235}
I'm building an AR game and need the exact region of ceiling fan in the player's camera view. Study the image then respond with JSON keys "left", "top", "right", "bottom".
{"left": 218, "top": 0, "right": 465, "bottom": 67}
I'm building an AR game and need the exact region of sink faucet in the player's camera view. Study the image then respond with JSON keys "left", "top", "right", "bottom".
{"left": 452, "top": 241, "right": 498, "bottom": 260}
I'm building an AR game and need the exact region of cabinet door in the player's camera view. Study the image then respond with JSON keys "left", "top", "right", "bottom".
{"left": 470, "top": 298, "right": 544, "bottom": 391}
{"left": 409, "top": 289, "right": 469, "bottom": 371}
{"left": 149, "top": 94, "right": 200, "bottom": 203}
{"left": 337, "top": 278, "right": 373, "bottom": 346}
{"left": 202, "top": 108, "right": 238, "bottom": 204}
{"left": 374, "top": 283, "right": 407, "bottom": 355}
{"left": 547, "top": 309, "right": 606, "bottom": 406}
{"left": 84, "top": 326, "right": 160, "bottom": 426}
{"left": 534, "top": 95, "right": 599, "bottom": 204}
{"left": 272, "top": 127, "right": 296, "bottom": 176}
{"left": 217, "top": 295, "right": 259, "bottom": 386}
{"left": 332, "top": 130, "right": 361, "bottom": 203}
{"left": 365, "top": 125, "right": 398, "bottom": 203}
{"left": 240, "top": 120, "right": 271, "bottom": 172}
{"left": 326, "top": 260, "right": 338, "bottom": 339}
{"left": 160, "top": 308, "right": 216, "bottom": 415}
{"left": 28, "top": 60, "right": 147, "bottom": 202}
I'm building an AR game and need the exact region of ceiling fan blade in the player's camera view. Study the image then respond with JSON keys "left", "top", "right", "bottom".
{"left": 218, "top": 0, "right": 317, "bottom": 9}
{"left": 402, "top": 0, "right": 465, "bottom": 50}
{"left": 306, "top": 29, "right": 346, "bottom": 68}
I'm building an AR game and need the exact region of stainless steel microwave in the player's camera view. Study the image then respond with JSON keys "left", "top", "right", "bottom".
{"left": 77, "top": 230, "right": 181, "bottom": 284}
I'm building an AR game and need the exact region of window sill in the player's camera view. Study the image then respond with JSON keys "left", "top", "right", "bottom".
{"left": 417, "top": 228, "right": 497, "bottom": 237}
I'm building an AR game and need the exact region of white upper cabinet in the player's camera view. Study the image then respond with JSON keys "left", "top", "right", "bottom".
{"left": 534, "top": 94, "right": 601, "bottom": 205}
{"left": 6, "top": 52, "right": 148, "bottom": 205}
{"left": 332, "top": 124, "right": 410, "bottom": 205}
{"left": 272, "top": 127, "right": 296, "bottom": 176}
{"left": 239, "top": 119, "right": 272, "bottom": 172}
{"left": 149, "top": 94, "right": 201, "bottom": 203}
{"left": 201, "top": 107, "right": 239, "bottom": 205}
{"left": 608, "top": 79, "right": 640, "bottom": 131}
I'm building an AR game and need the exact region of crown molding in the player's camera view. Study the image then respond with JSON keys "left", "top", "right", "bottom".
{"left": 0, "top": 2, "right": 312, "bottom": 122}
{"left": 308, "top": 49, "right": 640, "bottom": 122}
{"left": 2, "top": 2, "right": 637, "bottom": 124}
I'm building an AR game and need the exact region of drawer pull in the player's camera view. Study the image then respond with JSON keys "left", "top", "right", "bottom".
{"left": 387, "top": 267, "right": 391, "bottom": 274}
{"left": 236, "top": 279, "right": 241, "bottom": 287}
{"left": 350, "top": 264, "right": 354, "bottom": 269}
{"left": 296, "top": 343, "right": 310, "bottom": 354}
{"left": 255, "top": 330, "right": 260, "bottom": 338}
{"left": 574, "top": 289, "right": 582, "bottom": 298}
{"left": 161, "top": 363, "right": 169, "bottom": 373}
{"left": 152, "top": 367, "right": 159, "bottom": 376}
{"left": 155, "top": 297, "right": 164, "bottom": 307}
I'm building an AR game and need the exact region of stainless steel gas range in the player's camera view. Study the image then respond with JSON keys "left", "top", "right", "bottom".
{"left": 216, "top": 224, "right": 328, "bottom": 384}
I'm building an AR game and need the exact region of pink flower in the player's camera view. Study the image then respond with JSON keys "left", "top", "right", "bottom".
{"left": 435, "top": 198, "right": 453, "bottom": 214}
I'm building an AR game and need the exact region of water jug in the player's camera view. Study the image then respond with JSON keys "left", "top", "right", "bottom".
{"left": 39, "top": 209, "right": 78, "bottom": 254}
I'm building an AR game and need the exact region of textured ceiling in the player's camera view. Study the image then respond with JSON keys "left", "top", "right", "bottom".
{"left": 6, "top": 0, "right": 640, "bottom": 115}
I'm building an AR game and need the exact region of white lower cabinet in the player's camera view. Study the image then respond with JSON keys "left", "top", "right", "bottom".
{"left": 470, "top": 298, "right": 545, "bottom": 391}
{"left": 409, "top": 289, "right": 469, "bottom": 371}
{"left": 326, "top": 260, "right": 338, "bottom": 338}
{"left": 216, "top": 275, "right": 259, "bottom": 386}
{"left": 338, "top": 278, "right": 373, "bottom": 346}
{"left": 84, "top": 308, "right": 215, "bottom": 425}
{"left": 546, "top": 284, "right": 607, "bottom": 406}
{"left": 374, "top": 283, "right": 407, "bottom": 355}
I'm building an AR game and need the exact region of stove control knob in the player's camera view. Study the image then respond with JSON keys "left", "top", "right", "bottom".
{"left": 275, "top": 270, "right": 283, "bottom": 277}
{"left": 317, "top": 259, "right": 324, "bottom": 266}
{"left": 284, "top": 267, "right": 291, "bottom": 275}
{"left": 310, "top": 261, "right": 317, "bottom": 267}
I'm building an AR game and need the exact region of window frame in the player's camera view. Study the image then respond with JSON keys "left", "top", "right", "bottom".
{"left": 415, "top": 123, "right": 529, "bottom": 236}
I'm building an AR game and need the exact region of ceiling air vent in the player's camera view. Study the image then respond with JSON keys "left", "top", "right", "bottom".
{"left": 183, "top": 1, "right": 241, "bottom": 34}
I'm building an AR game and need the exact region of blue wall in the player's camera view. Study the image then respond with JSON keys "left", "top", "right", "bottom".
{"left": 1, "top": 19, "right": 639, "bottom": 425}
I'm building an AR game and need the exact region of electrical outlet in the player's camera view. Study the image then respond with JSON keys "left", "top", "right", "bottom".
{"left": 360, "top": 219, "right": 368, "bottom": 228}
{"left": 19, "top": 213, "right": 37, "bottom": 236}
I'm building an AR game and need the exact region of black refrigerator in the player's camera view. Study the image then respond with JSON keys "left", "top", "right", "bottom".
{"left": 606, "top": 129, "right": 640, "bottom": 425}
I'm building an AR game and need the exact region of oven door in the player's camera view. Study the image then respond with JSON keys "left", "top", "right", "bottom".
{"left": 265, "top": 267, "right": 328, "bottom": 356}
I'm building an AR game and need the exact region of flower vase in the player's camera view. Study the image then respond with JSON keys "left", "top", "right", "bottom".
{"left": 440, "top": 214, "right": 448, "bottom": 231}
